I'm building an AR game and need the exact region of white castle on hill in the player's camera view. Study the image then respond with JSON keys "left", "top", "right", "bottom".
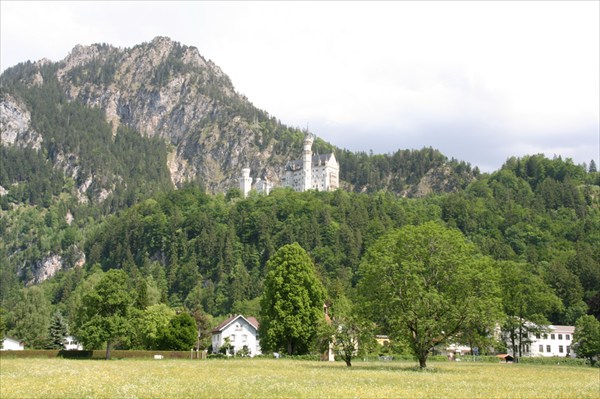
{"left": 239, "top": 133, "right": 339, "bottom": 197}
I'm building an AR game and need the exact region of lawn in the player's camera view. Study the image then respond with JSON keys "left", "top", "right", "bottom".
{"left": 1, "top": 357, "right": 598, "bottom": 398}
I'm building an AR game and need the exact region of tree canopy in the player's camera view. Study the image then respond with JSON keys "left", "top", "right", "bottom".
{"left": 358, "top": 222, "right": 502, "bottom": 368}
{"left": 259, "top": 243, "right": 326, "bottom": 355}
{"left": 77, "top": 269, "right": 134, "bottom": 359}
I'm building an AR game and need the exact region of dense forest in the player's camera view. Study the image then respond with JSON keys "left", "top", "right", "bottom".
{"left": 0, "top": 38, "right": 598, "bottom": 354}
{"left": 1, "top": 153, "right": 598, "bottom": 351}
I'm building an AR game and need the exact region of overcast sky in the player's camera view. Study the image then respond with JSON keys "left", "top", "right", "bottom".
{"left": 2, "top": 1, "right": 598, "bottom": 172}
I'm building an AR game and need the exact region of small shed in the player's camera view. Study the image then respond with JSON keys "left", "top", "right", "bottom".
{"left": 1, "top": 337, "right": 25, "bottom": 351}
{"left": 496, "top": 354, "right": 514, "bottom": 363}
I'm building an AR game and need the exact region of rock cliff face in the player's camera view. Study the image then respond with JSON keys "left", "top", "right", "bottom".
{"left": 50, "top": 36, "right": 291, "bottom": 192}
{"left": 0, "top": 94, "right": 42, "bottom": 150}
{"left": 1, "top": 36, "right": 475, "bottom": 198}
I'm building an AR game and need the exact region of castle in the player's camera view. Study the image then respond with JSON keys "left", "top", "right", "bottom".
{"left": 239, "top": 133, "right": 339, "bottom": 197}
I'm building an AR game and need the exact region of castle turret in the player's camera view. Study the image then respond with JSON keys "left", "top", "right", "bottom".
{"left": 302, "top": 134, "right": 314, "bottom": 191}
{"left": 240, "top": 168, "right": 252, "bottom": 198}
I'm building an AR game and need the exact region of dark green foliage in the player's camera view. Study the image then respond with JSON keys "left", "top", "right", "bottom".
{"left": 159, "top": 312, "right": 197, "bottom": 351}
{"left": 47, "top": 311, "right": 69, "bottom": 349}
{"left": 259, "top": 243, "right": 326, "bottom": 355}
{"left": 77, "top": 269, "right": 134, "bottom": 359}
{"left": 573, "top": 315, "right": 600, "bottom": 365}
{"left": 8, "top": 286, "right": 52, "bottom": 349}
{"left": 358, "top": 222, "right": 502, "bottom": 368}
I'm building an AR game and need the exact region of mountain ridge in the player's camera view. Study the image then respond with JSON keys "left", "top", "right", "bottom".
{"left": 1, "top": 36, "right": 477, "bottom": 203}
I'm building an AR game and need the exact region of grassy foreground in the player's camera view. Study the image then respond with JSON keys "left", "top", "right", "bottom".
{"left": 1, "top": 358, "right": 598, "bottom": 398}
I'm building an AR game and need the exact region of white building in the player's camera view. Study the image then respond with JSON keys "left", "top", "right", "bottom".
{"left": 239, "top": 168, "right": 253, "bottom": 198}
{"left": 64, "top": 335, "right": 83, "bottom": 350}
{"left": 211, "top": 314, "right": 261, "bottom": 357}
{"left": 282, "top": 134, "right": 339, "bottom": 192}
{"left": 500, "top": 323, "right": 576, "bottom": 358}
{"left": 521, "top": 325, "right": 575, "bottom": 358}
{"left": 1, "top": 336, "right": 24, "bottom": 351}
{"left": 237, "top": 133, "right": 339, "bottom": 196}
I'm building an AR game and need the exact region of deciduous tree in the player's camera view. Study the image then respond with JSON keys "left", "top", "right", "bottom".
{"left": 259, "top": 243, "right": 326, "bottom": 355}
{"left": 574, "top": 315, "right": 600, "bottom": 365}
{"left": 77, "top": 269, "right": 133, "bottom": 359}
{"left": 358, "top": 222, "right": 502, "bottom": 368}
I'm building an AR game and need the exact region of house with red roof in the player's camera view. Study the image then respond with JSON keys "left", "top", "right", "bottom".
{"left": 211, "top": 314, "right": 261, "bottom": 357}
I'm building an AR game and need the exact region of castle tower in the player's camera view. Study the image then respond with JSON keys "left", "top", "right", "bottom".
{"left": 240, "top": 168, "right": 252, "bottom": 198}
{"left": 302, "top": 134, "right": 314, "bottom": 191}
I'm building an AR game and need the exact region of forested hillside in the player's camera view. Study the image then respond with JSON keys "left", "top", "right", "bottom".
{"left": 0, "top": 37, "right": 598, "bottom": 353}
{"left": 1, "top": 154, "right": 598, "bottom": 350}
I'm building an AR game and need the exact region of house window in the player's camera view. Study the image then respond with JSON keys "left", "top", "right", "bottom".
{"left": 242, "top": 335, "right": 247, "bottom": 343}
{"left": 551, "top": 334, "right": 555, "bottom": 340}
{"left": 546, "top": 345, "right": 551, "bottom": 352}
{"left": 567, "top": 346, "right": 570, "bottom": 354}
{"left": 558, "top": 334, "right": 563, "bottom": 340}
{"left": 235, "top": 323, "right": 242, "bottom": 331}
{"left": 535, "top": 333, "right": 540, "bottom": 339}
{"left": 543, "top": 334, "right": 548, "bottom": 339}
{"left": 565, "top": 334, "right": 570, "bottom": 340}
{"left": 230, "top": 335, "right": 236, "bottom": 342}
{"left": 539, "top": 345, "right": 544, "bottom": 352}
{"left": 559, "top": 345, "right": 564, "bottom": 353}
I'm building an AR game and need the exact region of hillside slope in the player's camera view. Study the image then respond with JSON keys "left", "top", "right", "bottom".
{"left": 1, "top": 36, "right": 476, "bottom": 203}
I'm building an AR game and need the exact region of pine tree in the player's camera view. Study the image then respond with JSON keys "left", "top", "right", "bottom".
{"left": 47, "top": 311, "right": 69, "bottom": 349}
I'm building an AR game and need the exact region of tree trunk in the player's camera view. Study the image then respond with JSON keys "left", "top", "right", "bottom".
{"left": 344, "top": 357, "right": 352, "bottom": 367}
{"left": 287, "top": 340, "right": 293, "bottom": 356}
{"left": 106, "top": 341, "right": 111, "bottom": 360}
{"left": 418, "top": 352, "right": 428, "bottom": 369}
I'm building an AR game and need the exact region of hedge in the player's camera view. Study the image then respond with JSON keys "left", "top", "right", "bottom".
{"left": 0, "top": 350, "right": 197, "bottom": 359}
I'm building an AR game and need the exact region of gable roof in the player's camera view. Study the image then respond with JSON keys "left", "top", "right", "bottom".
{"left": 212, "top": 314, "right": 259, "bottom": 334}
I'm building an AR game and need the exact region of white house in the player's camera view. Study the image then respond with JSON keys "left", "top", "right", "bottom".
{"left": 211, "top": 315, "right": 261, "bottom": 357}
{"left": 522, "top": 325, "right": 575, "bottom": 358}
{"left": 64, "top": 335, "right": 83, "bottom": 350}
{"left": 1, "top": 336, "right": 24, "bottom": 351}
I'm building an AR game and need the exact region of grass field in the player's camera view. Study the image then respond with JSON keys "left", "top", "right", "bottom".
{"left": 1, "top": 358, "right": 598, "bottom": 398}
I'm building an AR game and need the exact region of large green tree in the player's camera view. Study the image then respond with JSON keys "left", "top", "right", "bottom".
{"left": 574, "top": 315, "right": 600, "bottom": 365}
{"left": 259, "top": 243, "right": 326, "bottom": 355}
{"left": 9, "top": 286, "right": 52, "bottom": 349}
{"left": 159, "top": 312, "right": 198, "bottom": 351}
{"left": 358, "top": 222, "right": 502, "bottom": 368}
{"left": 46, "top": 311, "right": 69, "bottom": 349}
{"left": 77, "top": 269, "right": 134, "bottom": 359}
{"left": 499, "top": 261, "right": 562, "bottom": 360}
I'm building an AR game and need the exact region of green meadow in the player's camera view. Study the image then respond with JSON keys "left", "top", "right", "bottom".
{"left": 1, "top": 358, "right": 597, "bottom": 398}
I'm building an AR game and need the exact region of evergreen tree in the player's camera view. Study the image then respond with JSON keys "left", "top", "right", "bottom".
{"left": 47, "top": 311, "right": 69, "bottom": 349}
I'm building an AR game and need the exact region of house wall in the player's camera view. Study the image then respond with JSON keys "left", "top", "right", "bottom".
{"left": 212, "top": 317, "right": 261, "bottom": 356}
{"left": 503, "top": 324, "right": 576, "bottom": 358}
{"left": 527, "top": 326, "right": 575, "bottom": 357}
